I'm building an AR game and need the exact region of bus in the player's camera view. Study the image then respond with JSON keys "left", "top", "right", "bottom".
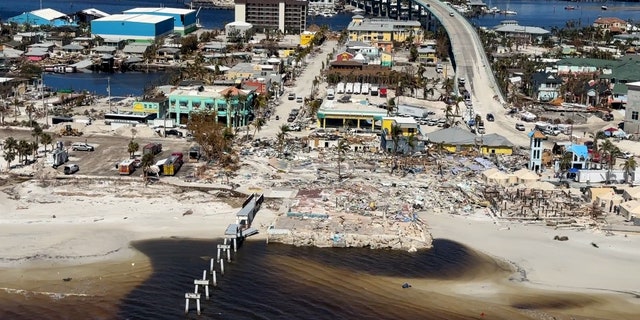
{"left": 104, "top": 113, "right": 157, "bottom": 125}
{"left": 51, "top": 116, "right": 74, "bottom": 125}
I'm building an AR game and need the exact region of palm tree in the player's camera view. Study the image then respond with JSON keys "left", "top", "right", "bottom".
{"left": 623, "top": 157, "right": 637, "bottom": 184}
{"left": 252, "top": 117, "right": 266, "bottom": 139}
{"left": 31, "top": 124, "right": 43, "bottom": 146}
{"left": 25, "top": 103, "right": 36, "bottom": 124}
{"left": 141, "top": 153, "right": 156, "bottom": 183}
{"left": 336, "top": 138, "right": 350, "bottom": 181}
{"left": 454, "top": 96, "right": 464, "bottom": 117}
{"left": 17, "top": 139, "right": 30, "bottom": 165}
{"left": 40, "top": 133, "right": 53, "bottom": 154}
{"left": 559, "top": 151, "right": 573, "bottom": 181}
{"left": 127, "top": 139, "right": 139, "bottom": 159}
{"left": 277, "top": 124, "right": 290, "bottom": 156}
{"left": 2, "top": 137, "right": 17, "bottom": 170}
{"left": 0, "top": 97, "right": 8, "bottom": 125}
{"left": 475, "top": 114, "right": 482, "bottom": 128}
{"left": 390, "top": 124, "right": 402, "bottom": 173}
{"left": 406, "top": 134, "right": 417, "bottom": 155}
{"left": 599, "top": 139, "right": 620, "bottom": 183}
{"left": 444, "top": 104, "right": 454, "bottom": 127}
{"left": 222, "top": 89, "right": 234, "bottom": 128}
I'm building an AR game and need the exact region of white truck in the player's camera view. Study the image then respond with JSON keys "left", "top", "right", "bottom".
{"left": 47, "top": 148, "right": 69, "bottom": 168}
{"left": 345, "top": 82, "right": 354, "bottom": 94}
{"left": 361, "top": 83, "right": 370, "bottom": 95}
{"left": 353, "top": 82, "right": 361, "bottom": 94}
{"left": 326, "top": 88, "right": 335, "bottom": 100}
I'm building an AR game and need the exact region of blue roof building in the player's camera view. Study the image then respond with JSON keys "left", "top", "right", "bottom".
{"left": 91, "top": 14, "right": 174, "bottom": 42}
{"left": 8, "top": 8, "right": 76, "bottom": 27}
{"left": 122, "top": 7, "right": 197, "bottom": 35}
{"left": 566, "top": 144, "right": 589, "bottom": 169}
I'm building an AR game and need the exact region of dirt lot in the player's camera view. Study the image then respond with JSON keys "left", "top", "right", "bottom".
{"left": 0, "top": 128, "right": 200, "bottom": 178}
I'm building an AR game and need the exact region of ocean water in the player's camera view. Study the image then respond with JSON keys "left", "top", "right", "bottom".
{"left": 470, "top": 0, "right": 640, "bottom": 29}
{"left": 0, "top": 238, "right": 530, "bottom": 319}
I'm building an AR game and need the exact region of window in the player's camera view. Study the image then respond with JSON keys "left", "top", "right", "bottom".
{"left": 633, "top": 111, "right": 639, "bottom": 120}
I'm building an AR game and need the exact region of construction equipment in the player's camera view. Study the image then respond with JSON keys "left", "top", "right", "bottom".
{"left": 59, "top": 124, "right": 83, "bottom": 136}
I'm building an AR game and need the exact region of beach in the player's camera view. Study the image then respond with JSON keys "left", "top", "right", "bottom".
{"left": 1, "top": 176, "right": 640, "bottom": 319}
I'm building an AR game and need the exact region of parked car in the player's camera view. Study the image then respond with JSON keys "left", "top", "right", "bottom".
{"left": 71, "top": 142, "right": 94, "bottom": 152}
{"left": 288, "top": 92, "right": 295, "bottom": 100}
{"left": 622, "top": 152, "right": 634, "bottom": 159}
{"left": 63, "top": 164, "right": 79, "bottom": 175}
{"left": 165, "top": 129, "right": 183, "bottom": 137}
{"left": 296, "top": 96, "right": 303, "bottom": 103}
{"left": 486, "top": 113, "right": 495, "bottom": 122}
{"left": 275, "top": 115, "right": 280, "bottom": 120}
{"left": 515, "top": 123, "right": 526, "bottom": 131}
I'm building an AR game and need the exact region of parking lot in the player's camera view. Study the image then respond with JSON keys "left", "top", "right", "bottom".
{"left": 0, "top": 128, "right": 200, "bottom": 178}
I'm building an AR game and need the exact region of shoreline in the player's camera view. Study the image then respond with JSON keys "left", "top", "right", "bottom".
{"left": 1, "top": 177, "right": 640, "bottom": 318}
{"left": 422, "top": 211, "right": 640, "bottom": 298}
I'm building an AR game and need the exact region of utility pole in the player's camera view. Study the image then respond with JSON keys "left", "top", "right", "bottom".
{"left": 107, "top": 77, "right": 111, "bottom": 112}
{"left": 42, "top": 73, "right": 47, "bottom": 127}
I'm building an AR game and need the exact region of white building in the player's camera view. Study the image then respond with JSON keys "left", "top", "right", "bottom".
{"left": 234, "top": 0, "right": 307, "bottom": 35}
{"left": 528, "top": 129, "right": 545, "bottom": 173}
{"left": 624, "top": 81, "right": 640, "bottom": 139}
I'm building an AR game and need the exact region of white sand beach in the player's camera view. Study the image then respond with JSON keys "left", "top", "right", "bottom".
{"left": 0, "top": 178, "right": 276, "bottom": 272}
{"left": 423, "top": 211, "right": 640, "bottom": 296}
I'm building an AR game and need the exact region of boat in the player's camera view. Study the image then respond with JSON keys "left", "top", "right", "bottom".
{"left": 601, "top": 5, "right": 608, "bottom": 11}
{"left": 564, "top": 6, "right": 575, "bottom": 10}
{"left": 503, "top": 10, "right": 517, "bottom": 15}
{"left": 352, "top": 8, "right": 364, "bottom": 14}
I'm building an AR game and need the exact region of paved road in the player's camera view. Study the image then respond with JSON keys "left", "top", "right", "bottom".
{"left": 256, "top": 40, "right": 338, "bottom": 139}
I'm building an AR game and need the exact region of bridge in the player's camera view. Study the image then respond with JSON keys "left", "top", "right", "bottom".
{"left": 347, "top": 0, "right": 519, "bottom": 141}
{"left": 347, "top": 0, "right": 503, "bottom": 102}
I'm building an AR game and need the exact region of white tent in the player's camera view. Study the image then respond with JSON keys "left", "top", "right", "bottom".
{"left": 511, "top": 168, "right": 540, "bottom": 184}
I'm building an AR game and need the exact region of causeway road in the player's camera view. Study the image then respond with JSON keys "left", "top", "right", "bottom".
{"left": 419, "top": 0, "right": 532, "bottom": 146}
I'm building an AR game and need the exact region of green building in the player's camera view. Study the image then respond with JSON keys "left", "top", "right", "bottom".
{"left": 167, "top": 86, "right": 255, "bottom": 127}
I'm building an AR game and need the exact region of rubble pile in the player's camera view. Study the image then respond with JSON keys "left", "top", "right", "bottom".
{"left": 216, "top": 130, "right": 608, "bottom": 250}
{"left": 483, "top": 185, "right": 596, "bottom": 225}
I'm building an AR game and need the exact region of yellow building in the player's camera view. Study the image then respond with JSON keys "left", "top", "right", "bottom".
{"left": 300, "top": 31, "right": 316, "bottom": 46}
{"left": 428, "top": 127, "right": 514, "bottom": 155}
{"left": 347, "top": 15, "right": 423, "bottom": 48}
{"left": 381, "top": 117, "right": 419, "bottom": 136}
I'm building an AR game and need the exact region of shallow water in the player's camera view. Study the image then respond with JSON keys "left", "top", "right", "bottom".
{"left": 1, "top": 237, "right": 638, "bottom": 320}
{"left": 0, "top": 238, "right": 512, "bottom": 319}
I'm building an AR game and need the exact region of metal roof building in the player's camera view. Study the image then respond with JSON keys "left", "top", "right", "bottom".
{"left": 8, "top": 8, "right": 76, "bottom": 27}
{"left": 91, "top": 14, "right": 174, "bottom": 42}
{"left": 122, "top": 7, "right": 197, "bottom": 35}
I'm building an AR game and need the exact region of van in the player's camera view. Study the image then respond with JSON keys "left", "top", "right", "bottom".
{"left": 63, "top": 164, "right": 79, "bottom": 175}
{"left": 326, "top": 89, "right": 335, "bottom": 100}
{"left": 370, "top": 85, "right": 379, "bottom": 96}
